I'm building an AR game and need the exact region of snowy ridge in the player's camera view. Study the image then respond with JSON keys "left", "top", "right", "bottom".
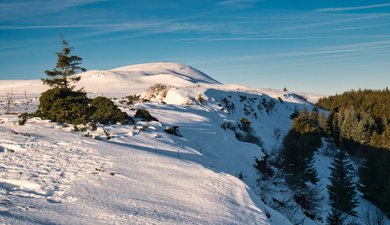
{"left": 0, "top": 62, "right": 220, "bottom": 97}
{"left": 111, "top": 62, "right": 220, "bottom": 85}
{"left": 1, "top": 62, "right": 385, "bottom": 224}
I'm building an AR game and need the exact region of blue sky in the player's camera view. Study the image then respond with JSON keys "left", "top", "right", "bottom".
{"left": 1, "top": 0, "right": 390, "bottom": 94}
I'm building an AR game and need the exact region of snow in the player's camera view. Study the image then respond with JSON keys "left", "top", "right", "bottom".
{"left": 0, "top": 62, "right": 220, "bottom": 98}
{"left": 0, "top": 113, "right": 290, "bottom": 225}
{"left": 0, "top": 62, "right": 386, "bottom": 224}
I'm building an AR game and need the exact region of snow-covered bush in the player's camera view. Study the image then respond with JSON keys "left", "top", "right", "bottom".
{"left": 146, "top": 84, "right": 169, "bottom": 100}
{"left": 221, "top": 119, "right": 263, "bottom": 148}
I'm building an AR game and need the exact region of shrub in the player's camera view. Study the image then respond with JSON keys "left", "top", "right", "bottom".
{"left": 18, "top": 112, "right": 32, "bottom": 125}
{"left": 134, "top": 108, "right": 158, "bottom": 122}
{"left": 198, "top": 94, "right": 206, "bottom": 105}
{"left": 240, "top": 117, "right": 251, "bottom": 132}
{"left": 222, "top": 119, "right": 263, "bottom": 148}
{"left": 126, "top": 94, "right": 141, "bottom": 106}
{"left": 48, "top": 95, "right": 91, "bottom": 125}
{"left": 254, "top": 156, "right": 273, "bottom": 177}
{"left": 146, "top": 84, "right": 169, "bottom": 99}
{"left": 164, "top": 126, "right": 182, "bottom": 137}
{"left": 36, "top": 88, "right": 91, "bottom": 125}
{"left": 90, "top": 96, "right": 129, "bottom": 125}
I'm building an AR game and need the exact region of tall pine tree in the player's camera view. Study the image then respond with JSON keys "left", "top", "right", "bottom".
{"left": 327, "top": 151, "right": 358, "bottom": 216}
{"left": 42, "top": 37, "right": 86, "bottom": 89}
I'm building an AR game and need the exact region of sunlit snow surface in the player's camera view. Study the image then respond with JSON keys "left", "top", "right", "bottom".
{"left": 0, "top": 62, "right": 385, "bottom": 224}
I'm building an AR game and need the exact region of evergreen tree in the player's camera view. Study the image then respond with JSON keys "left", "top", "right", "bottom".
{"left": 282, "top": 108, "right": 322, "bottom": 217}
{"left": 359, "top": 152, "right": 377, "bottom": 202}
{"left": 42, "top": 37, "right": 86, "bottom": 89}
{"left": 381, "top": 180, "right": 390, "bottom": 217}
{"left": 36, "top": 37, "right": 90, "bottom": 125}
{"left": 327, "top": 208, "right": 344, "bottom": 225}
{"left": 304, "top": 157, "right": 319, "bottom": 184}
{"left": 319, "top": 112, "right": 330, "bottom": 135}
{"left": 282, "top": 108, "right": 322, "bottom": 187}
{"left": 327, "top": 151, "right": 358, "bottom": 216}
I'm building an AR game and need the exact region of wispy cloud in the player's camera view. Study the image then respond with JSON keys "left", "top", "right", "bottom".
{"left": 216, "top": 0, "right": 262, "bottom": 9}
{"left": 315, "top": 3, "right": 390, "bottom": 12}
{"left": 186, "top": 40, "right": 390, "bottom": 65}
{"left": 0, "top": 0, "right": 106, "bottom": 22}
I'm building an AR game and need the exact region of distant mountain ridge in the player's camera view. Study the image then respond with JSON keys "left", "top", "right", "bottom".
{"left": 0, "top": 62, "right": 220, "bottom": 96}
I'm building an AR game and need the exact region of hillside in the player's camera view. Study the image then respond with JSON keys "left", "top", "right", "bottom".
{"left": 0, "top": 62, "right": 220, "bottom": 97}
{"left": 0, "top": 63, "right": 387, "bottom": 225}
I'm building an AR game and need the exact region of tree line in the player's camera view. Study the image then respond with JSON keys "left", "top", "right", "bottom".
{"left": 316, "top": 89, "right": 390, "bottom": 218}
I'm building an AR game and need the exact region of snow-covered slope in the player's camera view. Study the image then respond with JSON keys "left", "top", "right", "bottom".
{"left": 0, "top": 62, "right": 220, "bottom": 97}
{"left": 1, "top": 62, "right": 385, "bottom": 224}
{"left": 111, "top": 62, "right": 220, "bottom": 85}
{"left": 0, "top": 100, "right": 291, "bottom": 224}
{"left": 0, "top": 116, "right": 287, "bottom": 225}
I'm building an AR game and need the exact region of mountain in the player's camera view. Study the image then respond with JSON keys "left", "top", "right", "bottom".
{"left": 0, "top": 62, "right": 220, "bottom": 97}
{"left": 0, "top": 62, "right": 386, "bottom": 224}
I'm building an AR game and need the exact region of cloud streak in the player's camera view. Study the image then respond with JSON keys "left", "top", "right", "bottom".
{"left": 315, "top": 3, "right": 390, "bottom": 12}
{"left": 0, "top": 0, "right": 106, "bottom": 22}
{"left": 216, "top": 0, "right": 262, "bottom": 9}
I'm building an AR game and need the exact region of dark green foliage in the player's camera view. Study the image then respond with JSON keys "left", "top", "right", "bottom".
{"left": 126, "top": 94, "right": 141, "bottom": 106}
{"left": 290, "top": 110, "right": 300, "bottom": 119}
{"left": 327, "top": 151, "right": 358, "bottom": 216}
{"left": 222, "top": 97, "right": 235, "bottom": 113}
{"left": 36, "top": 88, "right": 90, "bottom": 125}
{"left": 48, "top": 95, "right": 90, "bottom": 125}
{"left": 134, "top": 108, "right": 158, "bottom": 122}
{"left": 317, "top": 88, "right": 390, "bottom": 150}
{"left": 381, "top": 181, "right": 390, "bottom": 217}
{"left": 319, "top": 112, "right": 330, "bottom": 135}
{"left": 327, "top": 209, "right": 344, "bottom": 225}
{"left": 18, "top": 112, "right": 32, "bottom": 125}
{"left": 317, "top": 89, "right": 390, "bottom": 215}
{"left": 282, "top": 108, "right": 323, "bottom": 217}
{"left": 359, "top": 149, "right": 390, "bottom": 216}
{"left": 164, "top": 126, "right": 182, "bottom": 137}
{"left": 261, "top": 98, "right": 276, "bottom": 114}
{"left": 282, "top": 108, "right": 322, "bottom": 187}
{"left": 304, "top": 157, "right": 319, "bottom": 184}
{"left": 294, "top": 185, "right": 323, "bottom": 219}
{"left": 221, "top": 120, "right": 263, "bottom": 148}
{"left": 292, "top": 107, "right": 319, "bottom": 133}
{"left": 237, "top": 132, "right": 263, "bottom": 148}
{"left": 254, "top": 155, "right": 273, "bottom": 177}
{"left": 36, "top": 89, "right": 130, "bottom": 125}
{"left": 90, "top": 96, "right": 128, "bottom": 125}
{"left": 240, "top": 117, "right": 251, "bottom": 132}
{"left": 42, "top": 37, "right": 86, "bottom": 89}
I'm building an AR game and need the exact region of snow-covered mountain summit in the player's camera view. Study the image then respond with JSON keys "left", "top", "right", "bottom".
{"left": 0, "top": 62, "right": 220, "bottom": 96}
{"left": 110, "top": 62, "right": 220, "bottom": 85}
